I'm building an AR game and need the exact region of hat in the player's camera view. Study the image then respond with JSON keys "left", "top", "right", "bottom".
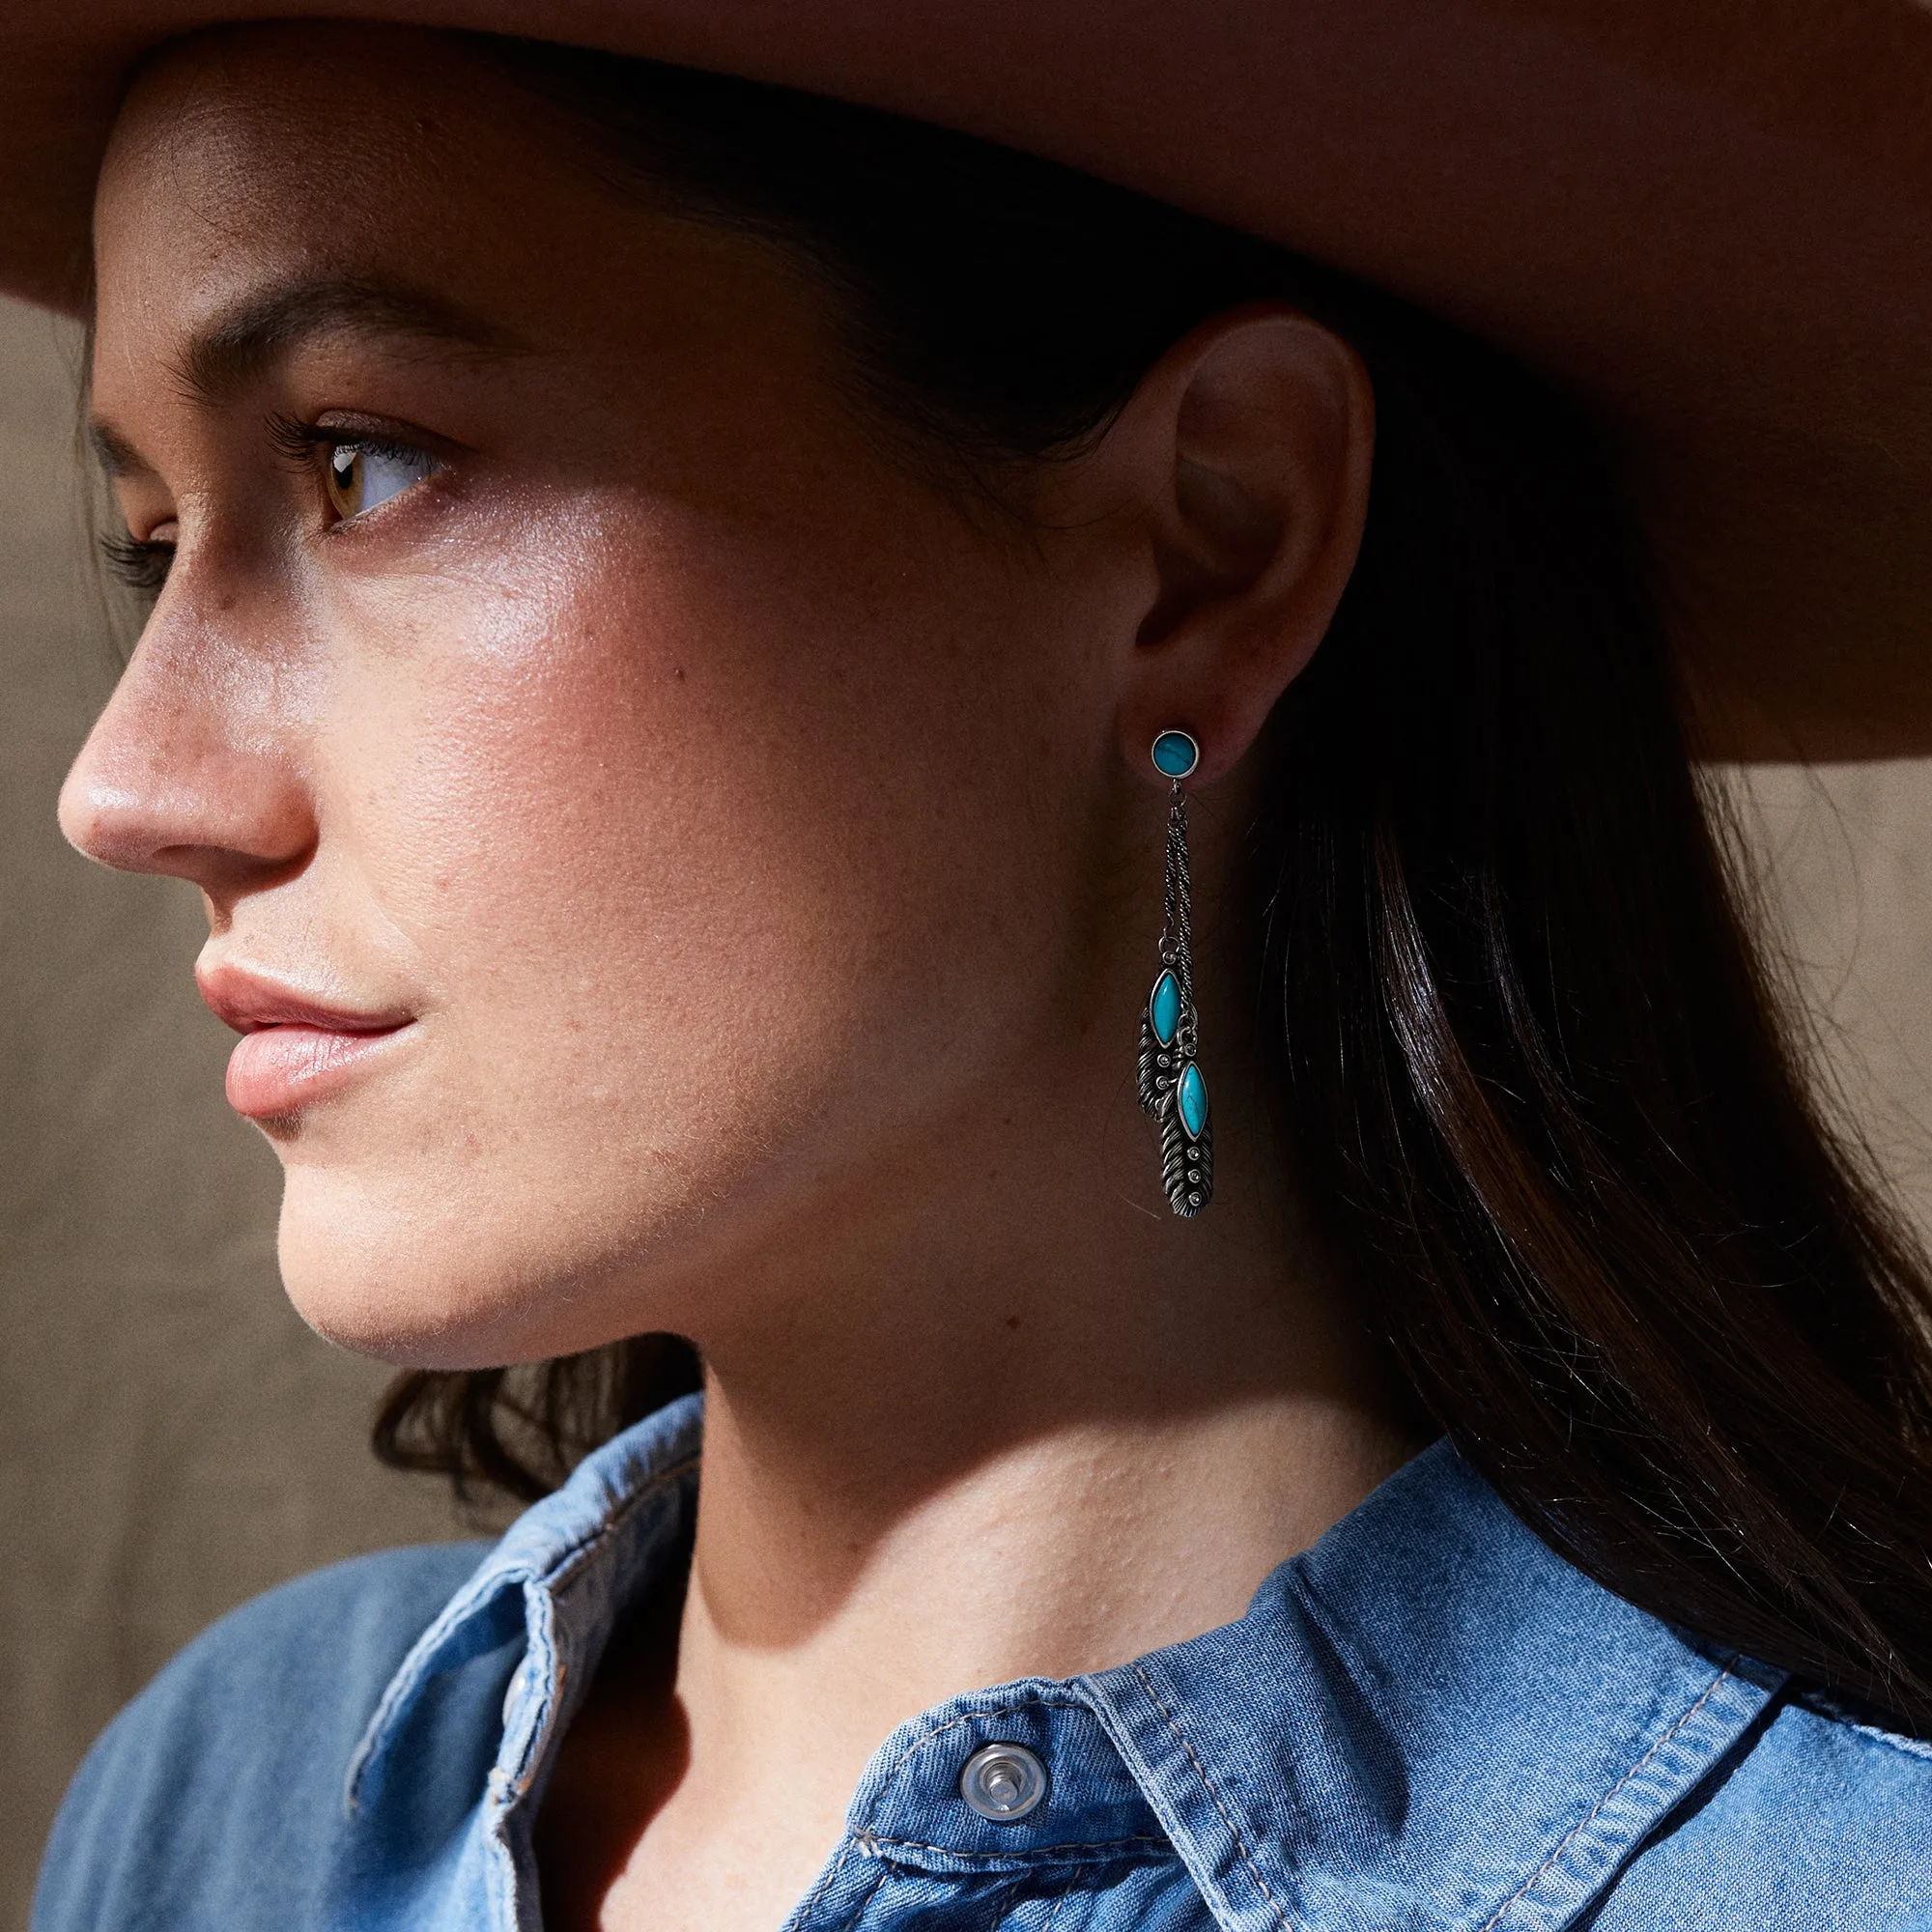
{"left": 4, "top": 0, "right": 1928, "bottom": 759}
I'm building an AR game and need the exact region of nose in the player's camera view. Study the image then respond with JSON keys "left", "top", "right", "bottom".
{"left": 58, "top": 619, "right": 316, "bottom": 908}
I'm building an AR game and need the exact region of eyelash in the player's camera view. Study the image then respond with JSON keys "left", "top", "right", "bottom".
{"left": 266, "top": 412, "right": 428, "bottom": 479}
{"left": 100, "top": 532, "right": 176, "bottom": 595}
{"left": 98, "top": 418, "right": 439, "bottom": 597}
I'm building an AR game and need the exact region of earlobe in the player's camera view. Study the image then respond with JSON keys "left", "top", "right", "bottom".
{"left": 1113, "top": 305, "right": 1374, "bottom": 786}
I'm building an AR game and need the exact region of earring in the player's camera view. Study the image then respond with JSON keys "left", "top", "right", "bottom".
{"left": 1138, "top": 729, "right": 1212, "bottom": 1216}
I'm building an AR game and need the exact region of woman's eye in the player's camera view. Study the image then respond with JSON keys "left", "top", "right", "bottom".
{"left": 324, "top": 441, "right": 439, "bottom": 522}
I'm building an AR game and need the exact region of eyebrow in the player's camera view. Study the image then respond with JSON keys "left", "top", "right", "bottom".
{"left": 90, "top": 274, "right": 526, "bottom": 476}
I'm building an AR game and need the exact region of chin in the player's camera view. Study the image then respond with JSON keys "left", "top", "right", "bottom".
{"left": 277, "top": 1221, "right": 506, "bottom": 1369}
{"left": 272, "top": 1166, "right": 656, "bottom": 1371}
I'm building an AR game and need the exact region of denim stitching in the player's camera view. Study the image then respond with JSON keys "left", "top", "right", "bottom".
{"left": 791, "top": 1832, "right": 860, "bottom": 1928}
{"left": 867, "top": 1698, "right": 1093, "bottom": 1798}
{"left": 1473, "top": 1668, "right": 1732, "bottom": 1932}
{"left": 1039, "top": 1863, "right": 1085, "bottom": 1932}
{"left": 829, "top": 1860, "right": 888, "bottom": 1932}
{"left": 858, "top": 1831, "right": 1170, "bottom": 1861}
{"left": 1132, "top": 1663, "right": 1292, "bottom": 1932}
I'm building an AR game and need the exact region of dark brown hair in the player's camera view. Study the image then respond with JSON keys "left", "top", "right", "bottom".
{"left": 373, "top": 38, "right": 1932, "bottom": 1729}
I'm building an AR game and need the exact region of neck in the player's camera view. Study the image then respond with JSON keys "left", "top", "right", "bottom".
{"left": 650, "top": 1075, "right": 1420, "bottom": 1911}
{"left": 540, "top": 947, "right": 1426, "bottom": 1930}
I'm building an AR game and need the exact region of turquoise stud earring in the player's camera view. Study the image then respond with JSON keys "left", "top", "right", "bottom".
{"left": 1138, "top": 730, "right": 1212, "bottom": 1215}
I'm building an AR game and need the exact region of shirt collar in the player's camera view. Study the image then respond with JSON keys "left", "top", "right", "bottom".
{"left": 346, "top": 1391, "right": 704, "bottom": 1826}
{"left": 1080, "top": 1441, "right": 1783, "bottom": 1931}
{"left": 346, "top": 1398, "right": 1781, "bottom": 1932}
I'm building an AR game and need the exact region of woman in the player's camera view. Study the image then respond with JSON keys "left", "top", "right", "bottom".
{"left": 22, "top": 13, "right": 1932, "bottom": 1931}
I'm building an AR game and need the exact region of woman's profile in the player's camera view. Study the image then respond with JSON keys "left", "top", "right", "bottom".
{"left": 9, "top": 8, "right": 1932, "bottom": 1930}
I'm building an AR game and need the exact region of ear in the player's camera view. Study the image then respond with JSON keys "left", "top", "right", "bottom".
{"left": 1088, "top": 305, "right": 1374, "bottom": 787}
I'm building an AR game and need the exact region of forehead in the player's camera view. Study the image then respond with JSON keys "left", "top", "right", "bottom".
{"left": 99, "top": 28, "right": 520, "bottom": 293}
{"left": 90, "top": 24, "right": 774, "bottom": 390}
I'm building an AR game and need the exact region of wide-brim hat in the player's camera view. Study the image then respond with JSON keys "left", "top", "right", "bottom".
{"left": 4, "top": 1, "right": 1928, "bottom": 760}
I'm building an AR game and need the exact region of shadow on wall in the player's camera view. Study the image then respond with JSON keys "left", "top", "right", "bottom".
{"left": 6, "top": 294, "right": 1932, "bottom": 1928}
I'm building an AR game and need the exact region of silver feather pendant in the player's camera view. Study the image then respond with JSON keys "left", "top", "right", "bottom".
{"left": 1140, "top": 752, "right": 1213, "bottom": 1216}
{"left": 1140, "top": 964, "right": 1213, "bottom": 1216}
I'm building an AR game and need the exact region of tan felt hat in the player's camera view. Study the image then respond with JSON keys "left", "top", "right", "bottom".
{"left": 4, "top": 1, "right": 1929, "bottom": 758}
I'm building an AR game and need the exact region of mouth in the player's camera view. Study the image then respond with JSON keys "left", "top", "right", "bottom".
{"left": 196, "top": 963, "right": 416, "bottom": 1122}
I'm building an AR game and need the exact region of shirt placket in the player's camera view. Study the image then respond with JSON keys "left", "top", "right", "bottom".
{"left": 780, "top": 1689, "right": 1200, "bottom": 1932}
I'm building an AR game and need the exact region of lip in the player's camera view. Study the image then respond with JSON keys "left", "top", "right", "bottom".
{"left": 196, "top": 963, "right": 415, "bottom": 1121}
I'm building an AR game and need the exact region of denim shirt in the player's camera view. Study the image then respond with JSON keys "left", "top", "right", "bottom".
{"left": 34, "top": 1392, "right": 1932, "bottom": 1930}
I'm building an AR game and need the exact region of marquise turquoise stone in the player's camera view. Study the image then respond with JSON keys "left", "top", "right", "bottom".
{"left": 1149, "top": 970, "right": 1181, "bottom": 1046}
{"left": 1177, "top": 1061, "right": 1208, "bottom": 1139}
{"left": 1151, "top": 730, "right": 1200, "bottom": 780}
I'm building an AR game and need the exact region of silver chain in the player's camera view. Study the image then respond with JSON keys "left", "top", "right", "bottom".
{"left": 1157, "top": 781, "right": 1197, "bottom": 1055}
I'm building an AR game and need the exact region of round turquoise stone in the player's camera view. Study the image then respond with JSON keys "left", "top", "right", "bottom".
{"left": 1149, "top": 970, "right": 1181, "bottom": 1046}
{"left": 1151, "top": 730, "right": 1200, "bottom": 780}
{"left": 1177, "top": 1061, "right": 1208, "bottom": 1139}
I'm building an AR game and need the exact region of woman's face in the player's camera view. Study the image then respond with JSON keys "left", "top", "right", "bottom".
{"left": 68, "top": 25, "right": 1179, "bottom": 1366}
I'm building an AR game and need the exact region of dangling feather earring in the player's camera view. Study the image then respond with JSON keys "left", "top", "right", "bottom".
{"left": 1138, "top": 730, "right": 1212, "bottom": 1216}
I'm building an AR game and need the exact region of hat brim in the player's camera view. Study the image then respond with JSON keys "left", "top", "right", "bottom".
{"left": 6, "top": 0, "right": 1930, "bottom": 759}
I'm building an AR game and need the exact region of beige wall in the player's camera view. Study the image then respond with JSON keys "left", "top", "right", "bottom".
{"left": 1723, "top": 761, "right": 1932, "bottom": 1237}
{"left": 4, "top": 292, "right": 1932, "bottom": 1928}
{"left": 0, "top": 300, "right": 467, "bottom": 1931}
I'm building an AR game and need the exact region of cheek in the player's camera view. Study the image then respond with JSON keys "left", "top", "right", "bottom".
{"left": 281, "top": 485, "right": 1106, "bottom": 1350}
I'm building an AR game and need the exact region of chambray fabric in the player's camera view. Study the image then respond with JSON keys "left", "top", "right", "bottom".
{"left": 34, "top": 1393, "right": 1932, "bottom": 1931}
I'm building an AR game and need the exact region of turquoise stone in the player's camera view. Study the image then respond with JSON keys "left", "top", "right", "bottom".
{"left": 1177, "top": 1061, "right": 1208, "bottom": 1138}
{"left": 1149, "top": 970, "right": 1181, "bottom": 1046}
{"left": 1151, "top": 730, "right": 1199, "bottom": 780}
